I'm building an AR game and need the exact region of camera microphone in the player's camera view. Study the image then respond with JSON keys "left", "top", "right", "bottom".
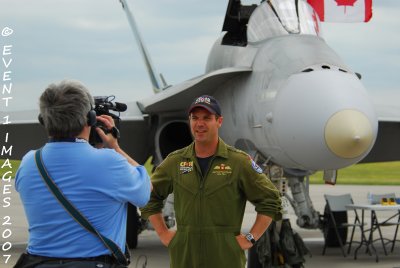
{"left": 99, "top": 101, "right": 127, "bottom": 112}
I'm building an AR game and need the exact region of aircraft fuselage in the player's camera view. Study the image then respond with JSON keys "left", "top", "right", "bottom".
{"left": 208, "top": 34, "right": 377, "bottom": 171}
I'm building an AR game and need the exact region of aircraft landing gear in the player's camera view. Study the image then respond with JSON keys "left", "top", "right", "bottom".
{"left": 247, "top": 157, "right": 312, "bottom": 267}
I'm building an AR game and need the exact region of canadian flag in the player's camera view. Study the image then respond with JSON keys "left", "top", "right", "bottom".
{"left": 307, "top": 0, "right": 373, "bottom": 22}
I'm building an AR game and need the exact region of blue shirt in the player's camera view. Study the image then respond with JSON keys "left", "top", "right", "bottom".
{"left": 15, "top": 141, "right": 151, "bottom": 258}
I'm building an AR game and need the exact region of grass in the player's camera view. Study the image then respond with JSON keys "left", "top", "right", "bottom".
{"left": 309, "top": 161, "right": 400, "bottom": 185}
{"left": 3, "top": 159, "right": 400, "bottom": 186}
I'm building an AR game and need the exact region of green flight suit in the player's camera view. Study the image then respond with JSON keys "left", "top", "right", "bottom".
{"left": 141, "top": 139, "right": 282, "bottom": 268}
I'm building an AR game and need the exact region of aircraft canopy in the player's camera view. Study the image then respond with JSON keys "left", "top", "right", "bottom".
{"left": 247, "top": 0, "right": 322, "bottom": 43}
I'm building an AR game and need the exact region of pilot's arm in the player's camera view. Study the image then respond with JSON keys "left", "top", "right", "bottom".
{"left": 148, "top": 213, "right": 176, "bottom": 247}
{"left": 140, "top": 157, "right": 175, "bottom": 246}
{"left": 237, "top": 156, "right": 282, "bottom": 247}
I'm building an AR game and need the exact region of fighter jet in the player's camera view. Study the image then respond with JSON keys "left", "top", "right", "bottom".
{"left": 119, "top": 0, "right": 380, "bottom": 229}
{"left": 2, "top": 0, "right": 400, "bottom": 249}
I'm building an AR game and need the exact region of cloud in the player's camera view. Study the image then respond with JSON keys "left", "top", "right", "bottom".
{"left": 66, "top": 18, "right": 125, "bottom": 32}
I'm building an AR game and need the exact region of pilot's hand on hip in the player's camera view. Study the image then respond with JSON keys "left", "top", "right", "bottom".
{"left": 236, "top": 234, "right": 253, "bottom": 250}
{"left": 160, "top": 230, "right": 176, "bottom": 247}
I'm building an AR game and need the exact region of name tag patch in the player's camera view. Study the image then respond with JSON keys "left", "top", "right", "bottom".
{"left": 180, "top": 161, "right": 193, "bottom": 174}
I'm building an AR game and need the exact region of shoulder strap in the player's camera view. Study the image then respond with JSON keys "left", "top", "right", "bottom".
{"left": 34, "top": 148, "right": 130, "bottom": 266}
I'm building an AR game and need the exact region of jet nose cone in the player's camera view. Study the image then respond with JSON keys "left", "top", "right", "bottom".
{"left": 272, "top": 70, "right": 378, "bottom": 170}
{"left": 325, "top": 109, "right": 374, "bottom": 159}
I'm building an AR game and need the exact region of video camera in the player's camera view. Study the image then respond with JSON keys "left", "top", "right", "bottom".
{"left": 89, "top": 96, "right": 127, "bottom": 146}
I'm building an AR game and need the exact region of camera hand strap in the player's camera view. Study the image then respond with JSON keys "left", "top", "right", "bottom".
{"left": 34, "top": 148, "right": 130, "bottom": 266}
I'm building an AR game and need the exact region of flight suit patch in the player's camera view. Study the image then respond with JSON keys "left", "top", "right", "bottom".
{"left": 251, "top": 160, "right": 263, "bottom": 174}
{"left": 212, "top": 164, "right": 232, "bottom": 175}
{"left": 179, "top": 161, "right": 193, "bottom": 174}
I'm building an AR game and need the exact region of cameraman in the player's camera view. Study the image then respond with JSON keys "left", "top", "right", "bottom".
{"left": 14, "top": 80, "right": 151, "bottom": 267}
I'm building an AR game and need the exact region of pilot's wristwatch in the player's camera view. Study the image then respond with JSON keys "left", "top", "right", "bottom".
{"left": 245, "top": 232, "right": 256, "bottom": 245}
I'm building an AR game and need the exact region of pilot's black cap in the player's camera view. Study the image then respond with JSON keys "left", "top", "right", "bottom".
{"left": 188, "top": 95, "right": 222, "bottom": 116}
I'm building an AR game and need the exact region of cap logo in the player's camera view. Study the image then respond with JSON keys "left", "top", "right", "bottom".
{"left": 195, "top": 96, "right": 211, "bottom": 105}
{"left": 189, "top": 95, "right": 221, "bottom": 116}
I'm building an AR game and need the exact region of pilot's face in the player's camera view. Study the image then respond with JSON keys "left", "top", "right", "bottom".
{"left": 189, "top": 108, "right": 222, "bottom": 145}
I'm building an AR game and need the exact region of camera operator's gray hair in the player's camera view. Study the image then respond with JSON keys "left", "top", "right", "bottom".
{"left": 39, "top": 79, "right": 94, "bottom": 139}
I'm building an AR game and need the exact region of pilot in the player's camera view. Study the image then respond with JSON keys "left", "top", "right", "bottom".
{"left": 141, "top": 95, "right": 282, "bottom": 268}
{"left": 14, "top": 80, "right": 151, "bottom": 267}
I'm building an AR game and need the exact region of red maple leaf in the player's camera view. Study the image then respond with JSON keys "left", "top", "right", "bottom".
{"left": 335, "top": 0, "right": 357, "bottom": 5}
{"left": 335, "top": 0, "right": 357, "bottom": 13}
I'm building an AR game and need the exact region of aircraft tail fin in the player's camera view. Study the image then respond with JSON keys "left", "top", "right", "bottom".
{"left": 119, "top": 0, "right": 163, "bottom": 93}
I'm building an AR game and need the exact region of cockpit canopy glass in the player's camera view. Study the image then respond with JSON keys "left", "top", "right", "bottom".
{"left": 247, "top": 0, "right": 322, "bottom": 43}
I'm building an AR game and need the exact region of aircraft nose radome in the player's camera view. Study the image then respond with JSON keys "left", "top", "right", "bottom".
{"left": 272, "top": 70, "right": 378, "bottom": 170}
{"left": 325, "top": 109, "right": 374, "bottom": 159}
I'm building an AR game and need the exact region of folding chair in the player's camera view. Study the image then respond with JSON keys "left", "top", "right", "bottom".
{"left": 322, "top": 194, "right": 363, "bottom": 257}
{"left": 369, "top": 193, "right": 400, "bottom": 254}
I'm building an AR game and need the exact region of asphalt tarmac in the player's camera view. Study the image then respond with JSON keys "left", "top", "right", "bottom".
{"left": 2, "top": 184, "right": 400, "bottom": 268}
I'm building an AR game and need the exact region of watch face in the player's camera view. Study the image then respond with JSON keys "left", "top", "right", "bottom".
{"left": 246, "top": 233, "right": 255, "bottom": 243}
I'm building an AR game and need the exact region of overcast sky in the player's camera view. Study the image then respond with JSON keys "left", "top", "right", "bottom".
{"left": 0, "top": 0, "right": 399, "bottom": 119}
